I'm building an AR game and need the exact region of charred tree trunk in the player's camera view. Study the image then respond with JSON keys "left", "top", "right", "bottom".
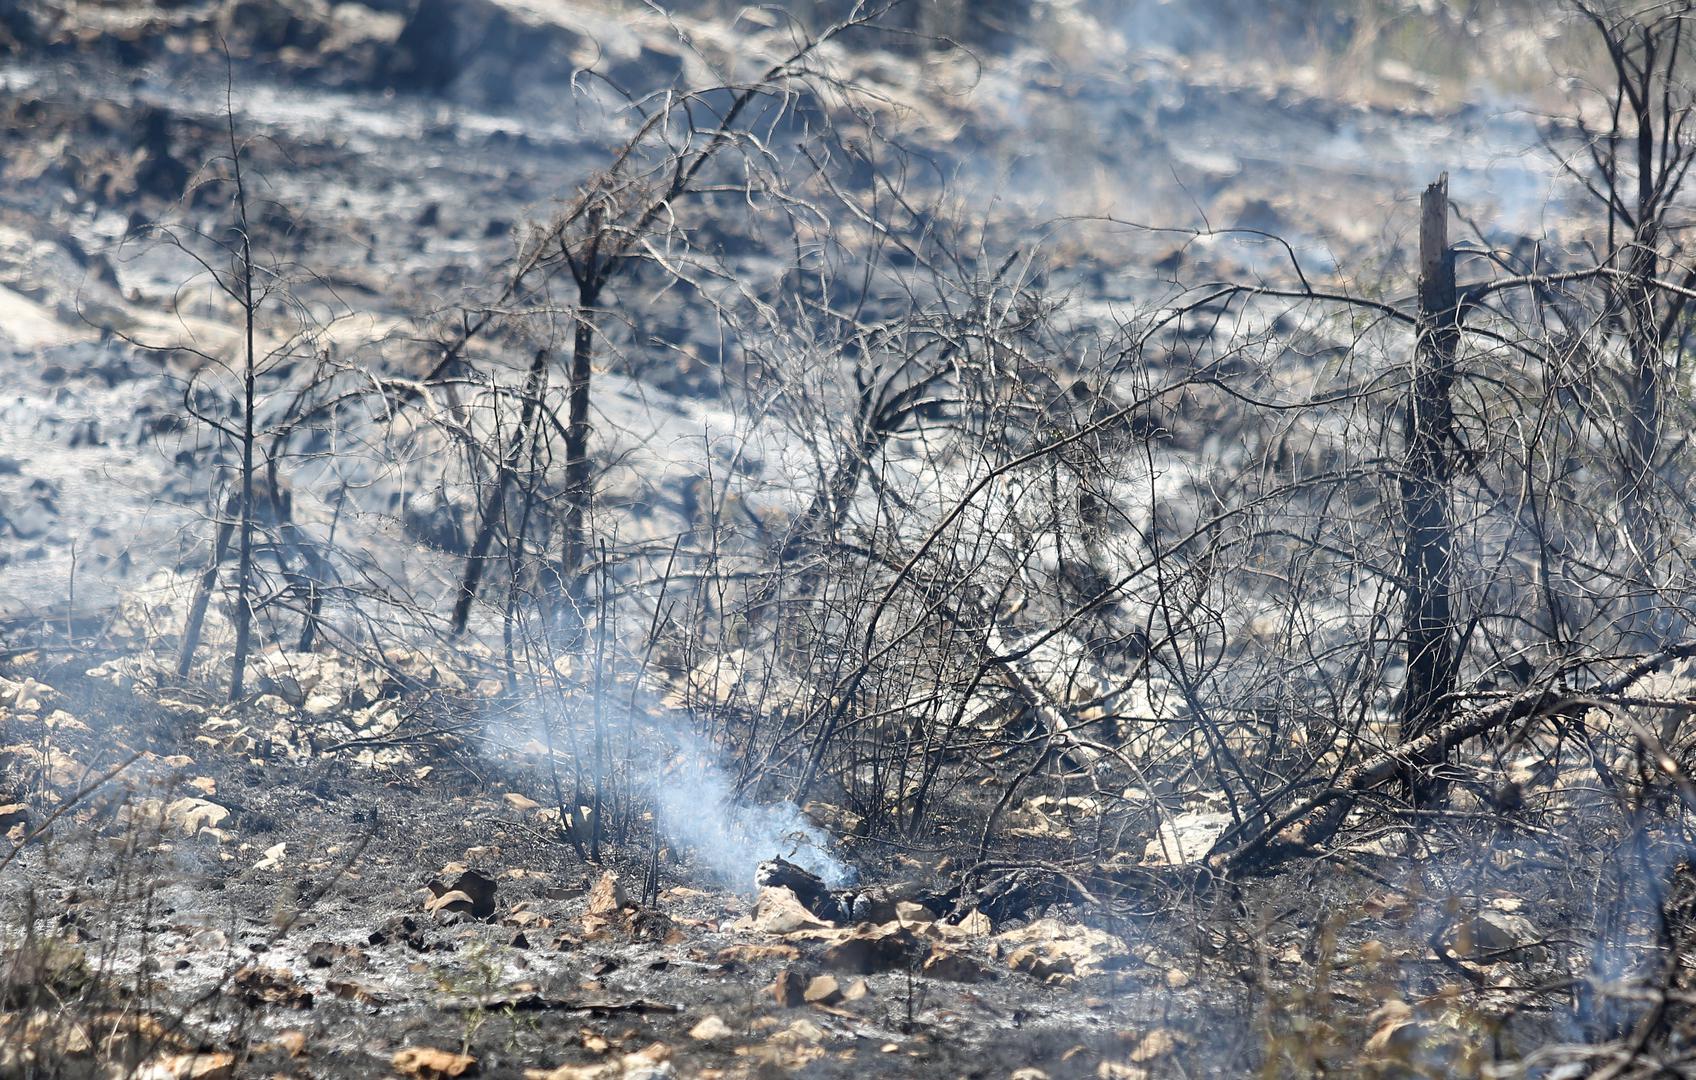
{"left": 1399, "top": 175, "right": 1460, "bottom": 802}
{"left": 557, "top": 277, "right": 601, "bottom": 656}
{"left": 177, "top": 491, "right": 238, "bottom": 679}
{"left": 228, "top": 131, "right": 258, "bottom": 702}
{"left": 450, "top": 347, "right": 551, "bottom": 636}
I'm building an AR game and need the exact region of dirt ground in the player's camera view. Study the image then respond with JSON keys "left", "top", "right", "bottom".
{"left": 2, "top": 643, "right": 1597, "bottom": 1079}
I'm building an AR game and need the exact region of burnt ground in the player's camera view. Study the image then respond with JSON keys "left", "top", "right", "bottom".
{"left": 0, "top": 2, "right": 1669, "bottom": 1078}
{"left": 0, "top": 650, "right": 1232, "bottom": 1079}
{"left": 0, "top": 640, "right": 1601, "bottom": 1079}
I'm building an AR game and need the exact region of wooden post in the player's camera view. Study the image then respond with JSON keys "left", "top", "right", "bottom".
{"left": 1400, "top": 175, "right": 1460, "bottom": 802}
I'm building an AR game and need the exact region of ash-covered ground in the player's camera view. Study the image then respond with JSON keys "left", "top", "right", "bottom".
{"left": 5, "top": 3, "right": 1693, "bottom": 1079}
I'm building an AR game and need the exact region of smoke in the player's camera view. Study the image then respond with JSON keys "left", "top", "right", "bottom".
{"left": 647, "top": 727, "right": 853, "bottom": 892}
{"left": 484, "top": 690, "right": 851, "bottom": 893}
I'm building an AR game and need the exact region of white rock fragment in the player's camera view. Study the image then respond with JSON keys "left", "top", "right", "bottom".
{"left": 1142, "top": 809, "right": 1232, "bottom": 866}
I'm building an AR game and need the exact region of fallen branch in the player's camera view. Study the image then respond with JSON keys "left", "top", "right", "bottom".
{"left": 445, "top": 995, "right": 679, "bottom": 1015}
{"left": 1210, "top": 641, "right": 1696, "bottom": 876}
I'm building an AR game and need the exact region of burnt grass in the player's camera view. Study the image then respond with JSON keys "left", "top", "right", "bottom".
{"left": 4, "top": 3, "right": 1691, "bottom": 1077}
{"left": 2, "top": 650, "right": 1181, "bottom": 1078}
{"left": 1, "top": 644, "right": 1594, "bottom": 1079}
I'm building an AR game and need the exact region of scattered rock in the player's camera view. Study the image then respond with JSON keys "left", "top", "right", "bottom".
{"left": 1143, "top": 809, "right": 1232, "bottom": 866}
{"left": 738, "top": 887, "right": 832, "bottom": 934}
{"left": 716, "top": 943, "right": 800, "bottom": 964}
{"left": 819, "top": 922, "right": 924, "bottom": 975}
{"left": 802, "top": 974, "right": 841, "bottom": 1005}
{"left": 921, "top": 947, "right": 989, "bottom": 983}
{"left": 1128, "top": 1028, "right": 1183, "bottom": 1063}
{"left": 1445, "top": 908, "right": 1541, "bottom": 958}
{"left": 393, "top": 1046, "right": 477, "bottom": 1079}
{"left": 586, "top": 870, "right": 628, "bottom": 917}
{"left": 772, "top": 968, "right": 806, "bottom": 1008}
{"left": 524, "top": 1042, "right": 671, "bottom": 1080}
{"left": 994, "top": 919, "right": 1125, "bottom": 981}
{"left": 0, "top": 803, "right": 29, "bottom": 835}
{"left": 425, "top": 867, "right": 498, "bottom": 922}
{"left": 689, "top": 1015, "right": 732, "bottom": 1040}
{"left": 133, "top": 1051, "right": 236, "bottom": 1080}
{"left": 164, "top": 797, "right": 229, "bottom": 835}
{"left": 233, "top": 965, "right": 312, "bottom": 1009}
{"left": 253, "top": 842, "right": 287, "bottom": 871}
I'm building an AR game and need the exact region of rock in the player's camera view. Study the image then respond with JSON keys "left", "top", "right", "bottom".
{"left": 326, "top": 978, "right": 387, "bottom": 1005}
{"left": 370, "top": 915, "right": 427, "bottom": 951}
{"left": 840, "top": 977, "right": 869, "bottom": 1002}
{"left": 956, "top": 910, "right": 993, "bottom": 936}
{"left": 133, "top": 1051, "right": 236, "bottom": 1080}
{"left": 253, "top": 842, "right": 287, "bottom": 871}
{"left": 0, "top": 803, "right": 29, "bottom": 835}
{"left": 716, "top": 943, "right": 800, "bottom": 964}
{"left": 1445, "top": 908, "right": 1541, "bottom": 958}
{"left": 802, "top": 974, "right": 841, "bottom": 1005}
{"left": 772, "top": 968, "right": 806, "bottom": 1008}
{"left": 740, "top": 887, "right": 831, "bottom": 934}
{"left": 819, "top": 922, "right": 924, "bottom": 974}
{"left": 233, "top": 965, "right": 312, "bottom": 1009}
{"left": 393, "top": 1046, "right": 477, "bottom": 1079}
{"left": 163, "top": 797, "right": 229, "bottom": 836}
{"left": 994, "top": 919, "right": 1125, "bottom": 980}
{"left": 426, "top": 868, "right": 498, "bottom": 921}
{"left": 1129, "top": 1028, "right": 1183, "bottom": 1063}
{"left": 1142, "top": 810, "right": 1232, "bottom": 866}
{"left": 689, "top": 1015, "right": 732, "bottom": 1040}
{"left": 921, "top": 948, "right": 989, "bottom": 983}
{"left": 504, "top": 792, "right": 540, "bottom": 812}
{"left": 524, "top": 1043, "right": 671, "bottom": 1080}
{"left": 586, "top": 870, "right": 628, "bottom": 916}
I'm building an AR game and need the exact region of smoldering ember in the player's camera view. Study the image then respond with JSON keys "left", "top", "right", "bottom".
{"left": 12, "top": 3, "right": 1696, "bottom": 1079}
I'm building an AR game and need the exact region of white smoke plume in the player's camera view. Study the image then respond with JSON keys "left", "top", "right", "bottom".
{"left": 484, "top": 690, "right": 851, "bottom": 891}
{"left": 647, "top": 728, "right": 853, "bottom": 891}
